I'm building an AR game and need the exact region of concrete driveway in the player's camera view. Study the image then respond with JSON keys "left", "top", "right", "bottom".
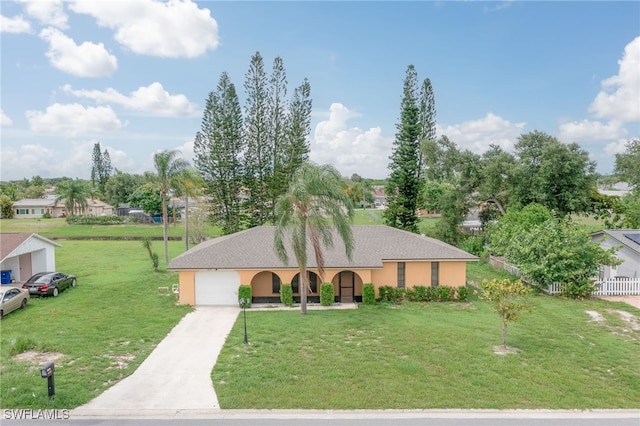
{"left": 73, "top": 306, "right": 239, "bottom": 414}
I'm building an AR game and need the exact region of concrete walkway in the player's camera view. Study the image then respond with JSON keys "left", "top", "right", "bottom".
{"left": 73, "top": 306, "right": 239, "bottom": 413}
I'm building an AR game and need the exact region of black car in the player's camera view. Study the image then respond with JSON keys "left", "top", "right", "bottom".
{"left": 22, "top": 272, "right": 77, "bottom": 297}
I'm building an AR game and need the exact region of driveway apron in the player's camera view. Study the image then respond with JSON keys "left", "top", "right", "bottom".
{"left": 76, "top": 306, "right": 239, "bottom": 411}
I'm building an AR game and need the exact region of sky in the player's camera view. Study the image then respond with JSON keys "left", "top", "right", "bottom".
{"left": 1, "top": 0, "right": 639, "bottom": 182}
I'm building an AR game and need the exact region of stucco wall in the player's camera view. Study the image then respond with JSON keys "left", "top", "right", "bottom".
{"left": 178, "top": 271, "right": 196, "bottom": 305}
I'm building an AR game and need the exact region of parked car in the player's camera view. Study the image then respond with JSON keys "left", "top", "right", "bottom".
{"left": 0, "top": 287, "right": 29, "bottom": 319}
{"left": 22, "top": 272, "right": 77, "bottom": 297}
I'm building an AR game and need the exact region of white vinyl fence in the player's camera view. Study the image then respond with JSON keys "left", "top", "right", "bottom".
{"left": 488, "top": 256, "right": 640, "bottom": 296}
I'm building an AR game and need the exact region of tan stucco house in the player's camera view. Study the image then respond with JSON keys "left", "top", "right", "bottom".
{"left": 168, "top": 225, "right": 478, "bottom": 306}
{"left": 13, "top": 196, "right": 114, "bottom": 218}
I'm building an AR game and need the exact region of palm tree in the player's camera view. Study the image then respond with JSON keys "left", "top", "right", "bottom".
{"left": 274, "top": 163, "right": 354, "bottom": 315}
{"left": 55, "top": 179, "right": 89, "bottom": 216}
{"left": 172, "top": 168, "right": 205, "bottom": 251}
{"left": 154, "top": 150, "right": 189, "bottom": 263}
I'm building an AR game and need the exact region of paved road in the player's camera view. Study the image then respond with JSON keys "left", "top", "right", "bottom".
{"left": 74, "top": 306, "right": 239, "bottom": 412}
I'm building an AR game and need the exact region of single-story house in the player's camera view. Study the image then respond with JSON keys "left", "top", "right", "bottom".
{"left": 591, "top": 229, "right": 640, "bottom": 280}
{"left": 13, "top": 196, "right": 114, "bottom": 218}
{"left": 168, "top": 225, "right": 479, "bottom": 306}
{"left": 0, "top": 233, "right": 61, "bottom": 283}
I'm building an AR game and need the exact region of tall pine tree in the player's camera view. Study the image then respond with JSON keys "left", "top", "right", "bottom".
{"left": 282, "top": 78, "right": 312, "bottom": 184}
{"left": 90, "top": 142, "right": 112, "bottom": 195}
{"left": 243, "top": 52, "right": 272, "bottom": 227}
{"left": 194, "top": 72, "right": 245, "bottom": 234}
{"left": 384, "top": 65, "right": 425, "bottom": 233}
{"left": 267, "top": 56, "right": 289, "bottom": 219}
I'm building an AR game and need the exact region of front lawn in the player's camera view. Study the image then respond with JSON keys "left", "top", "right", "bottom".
{"left": 213, "top": 297, "right": 640, "bottom": 409}
{"left": 0, "top": 240, "right": 191, "bottom": 408}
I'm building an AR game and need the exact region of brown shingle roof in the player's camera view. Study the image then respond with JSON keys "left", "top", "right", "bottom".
{"left": 0, "top": 233, "right": 61, "bottom": 262}
{"left": 168, "top": 225, "right": 478, "bottom": 270}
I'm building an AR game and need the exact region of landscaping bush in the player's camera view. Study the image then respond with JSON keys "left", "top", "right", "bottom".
{"left": 238, "top": 284, "right": 252, "bottom": 308}
{"left": 404, "top": 287, "right": 417, "bottom": 302}
{"left": 435, "top": 285, "right": 456, "bottom": 302}
{"left": 561, "top": 279, "right": 597, "bottom": 300}
{"left": 423, "top": 286, "right": 437, "bottom": 302}
{"left": 378, "top": 286, "right": 393, "bottom": 303}
{"left": 320, "top": 282, "right": 334, "bottom": 306}
{"left": 390, "top": 287, "right": 405, "bottom": 304}
{"left": 65, "top": 215, "right": 125, "bottom": 225}
{"left": 362, "top": 283, "right": 375, "bottom": 305}
{"left": 413, "top": 286, "right": 427, "bottom": 302}
{"left": 456, "top": 286, "right": 469, "bottom": 302}
{"left": 280, "top": 283, "right": 293, "bottom": 306}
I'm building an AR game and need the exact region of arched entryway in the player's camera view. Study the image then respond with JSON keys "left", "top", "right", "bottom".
{"left": 250, "top": 271, "right": 282, "bottom": 303}
{"left": 292, "top": 271, "right": 320, "bottom": 303}
{"left": 331, "top": 271, "right": 363, "bottom": 303}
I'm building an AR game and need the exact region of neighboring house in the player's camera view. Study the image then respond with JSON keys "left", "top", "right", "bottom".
{"left": 0, "top": 233, "right": 61, "bottom": 283}
{"left": 597, "top": 182, "right": 632, "bottom": 198}
{"left": 13, "top": 195, "right": 114, "bottom": 218}
{"left": 591, "top": 229, "right": 640, "bottom": 280}
{"left": 168, "top": 225, "right": 478, "bottom": 306}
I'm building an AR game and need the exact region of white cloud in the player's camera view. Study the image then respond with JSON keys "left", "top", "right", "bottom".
{"left": 589, "top": 36, "right": 640, "bottom": 123}
{"left": 176, "top": 139, "right": 195, "bottom": 166}
{"left": 438, "top": 112, "right": 526, "bottom": 153}
{"left": 604, "top": 139, "right": 630, "bottom": 156}
{"left": 20, "top": 0, "right": 68, "bottom": 29}
{"left": 39, "top": 27, "right": 118, "bottom": 77}
{"left": 558, "top": 119, "right": 627, "bottom": 143}
{"left": 69, "top": 0, "right": 219, "bottom": 58}
{"left": 62, "top": 82, "right": 197, "bottom": 116}
{"left": 0, "top": 144, "right": 56, "bottom": 180}
{"left": 1, "top": 110, "right": 13, "bottom": 126}
{"left": 26, "top": 103, "right": 122, "bottom": 137}
{"left": 0, "top": 14, "right": 32, "bottom": 33}
{"left": 310, "top": 103, "right": 393, "bottom": 179}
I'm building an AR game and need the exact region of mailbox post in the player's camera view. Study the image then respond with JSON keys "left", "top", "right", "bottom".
{"left": 40, "top": 362, "right": 55, "bottom": 398}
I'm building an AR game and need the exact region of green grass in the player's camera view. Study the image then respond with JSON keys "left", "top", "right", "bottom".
{"left": 352, "top": 209, "right": 439, "bottom": 231}
{"left": 213, "top": 297, "right": 640, "bottom": 409}
{"left": 0, "top": 240, "right": 192, "bottom": 408}
{"left": 0, "top": 218, "right": 221, "bottom": 239}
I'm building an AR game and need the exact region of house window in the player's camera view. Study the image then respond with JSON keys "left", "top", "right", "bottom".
{"left": 272, "top": 273, "right": 281, "bottom": 294}
{"left": 16, "top": 208, "right": 28, "bottom": 215}
{"left": 397, "top": 262, "right": 405, "bottom": 288}
{"left": 431, "top": 262, "right": 439, "bottom": 287}
{"left": 31, "top": 208, "right": 44, "bottom": 215}
{"left": 292, "top": 272, "right": 318, "bottom": 294}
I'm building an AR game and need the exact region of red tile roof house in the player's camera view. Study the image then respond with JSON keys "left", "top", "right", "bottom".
{"left": 168, "top": 225, "right": 478, "bottom": 306}
{"left": 0, "top": 233, "right": 61, "bottom": 284}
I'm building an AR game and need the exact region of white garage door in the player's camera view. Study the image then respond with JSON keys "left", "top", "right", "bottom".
{"left": 195, "top": 270, "right": 241, "bottom": 305}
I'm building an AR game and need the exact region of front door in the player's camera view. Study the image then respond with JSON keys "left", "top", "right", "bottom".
{"left": 339, "top": 271, "right": 354, "bottom": 303}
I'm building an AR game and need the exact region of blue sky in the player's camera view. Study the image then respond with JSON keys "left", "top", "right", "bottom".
{"left": 1, "top": 0, "right": 639, "bottom": 182}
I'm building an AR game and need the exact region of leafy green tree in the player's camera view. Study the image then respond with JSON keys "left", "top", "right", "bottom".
{"left": 54, "top": 179, "right": 89, "bottom": 216}
{"left": 194, "top": 72, "right": 245, "bottom": 235}
{"left": 104, "top": 170, "right": 147, "bottom": 207}
{"left": 23, "top": 185, "right": 45, "bottom": 199}
{"left": 384, "top": 65, "right": 423, "bottom": 233}
{"left": 487, "top": 203, "right": 554, "bottom": 257}
{"left": 510, "top": 131, "right": 595, "bottom": 216}
{"left": 615, "top": 138, "right": 640, "bottom": 191}
{"left": 478, "top": 145, "right": 516, "bottom": 215}
{"left": 506, "top": 218, "right": 619, "bottom": 298}
{"left": 422, "top": 135, "right": 460, "bottom": 183}
{"left": 243, "top": 52, "right": 273, "bottom": 227}
{"left": 128, "top": 183, "right": 162, "bottom": 215}
{"left": 0, "top": 195, "right": 14, "bottom": 218}
{"left": 274, "top": 163, "right": 354, "bottom": 315}
{"left": 154, "top": 149, "right": 189, "bottom": 263}
{"left": 481, "top": 278, "right": 532, "bottom": 351}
